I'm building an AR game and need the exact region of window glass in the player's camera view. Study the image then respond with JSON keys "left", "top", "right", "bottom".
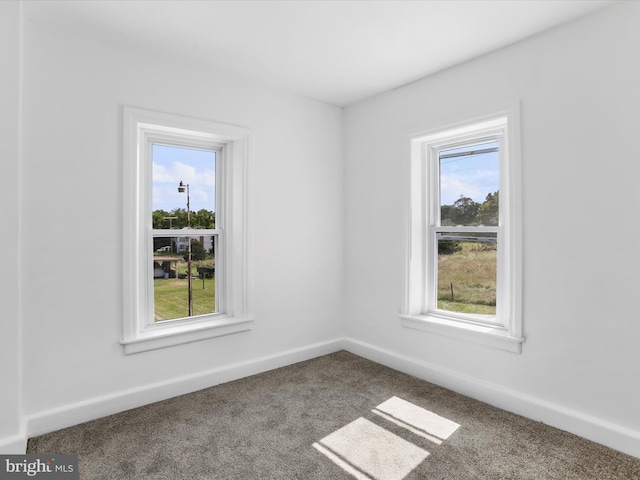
{"left": 152, "top": 235, "right": 217, "bottom": 321}
{"left": 439, "top": 141, "right": 499, "bottom": 226}
{"left": 436, "top": 232, "right": 497, "bottom": 317}
{"left": 152, "top": 144, "right": 216, "bottom": 229}
{"left": 436, "top": 140, "right": 499, "bottom": 321}
{"left": 152, "top": 144, "right": 217, "bottom": 322}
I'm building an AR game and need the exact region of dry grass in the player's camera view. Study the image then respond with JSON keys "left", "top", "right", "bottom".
{"left": 437, "top": 241, "right": 496, "bottom": 315}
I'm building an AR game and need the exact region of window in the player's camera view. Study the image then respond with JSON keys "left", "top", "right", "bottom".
{"left": 122, "top": 107, "right": 253, "bottom": 354}
{"left": 402, "top": 111, "right": 523, "bottom": 353}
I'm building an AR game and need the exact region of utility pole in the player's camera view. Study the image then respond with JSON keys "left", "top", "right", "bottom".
{"left": 178, "top": 181, "right": 192, "bottom": 316}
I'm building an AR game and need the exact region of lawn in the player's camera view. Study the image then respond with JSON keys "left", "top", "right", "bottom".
{"left": 437, "top": 240, "right": 497, "bottom": 315}
{"left": 154, "top": 263, "right": 216, "bottom": 321}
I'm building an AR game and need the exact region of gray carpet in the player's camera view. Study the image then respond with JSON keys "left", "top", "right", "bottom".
{"left": 27, "top": 351, "right": 640, "bottom": 479}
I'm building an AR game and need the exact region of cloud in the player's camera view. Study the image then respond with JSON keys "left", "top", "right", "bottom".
{"left": 440, "top": 175, "right": 490, "bottom": 204}
{"left": 153, "top": 161, "right": 216, "bottom": 212}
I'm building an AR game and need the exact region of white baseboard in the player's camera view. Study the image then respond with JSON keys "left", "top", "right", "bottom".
{"left": 0, "top": 432, "right": 27, "bottom": 454}
{"left": 24, "top": 338, "right": 345, "bottom": 441}
{"left": 13, "top": 337, "right": 640, "bottom": 460}
{"left": 342, "top": 337, "right": 640, "bottom": 459}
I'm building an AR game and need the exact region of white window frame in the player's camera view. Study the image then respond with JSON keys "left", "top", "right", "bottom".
{"left": 122, "top": 107, "right": 253, "bottom": 354}
{"left": 401, "top": 109, "right": 524, "bottom": 353}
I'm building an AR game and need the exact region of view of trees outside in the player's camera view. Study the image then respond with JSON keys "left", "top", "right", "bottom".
{"left": 151, "top": 145, "right": 217, "bottom": 322}
{"left": 437, "top": 142, "right": 499, "bottom": 317}
{"left": 440, "top": 191, "right": 499, "bottom": 227}
{"left": 152, "top": 208, "right": 215, "bottom": 229}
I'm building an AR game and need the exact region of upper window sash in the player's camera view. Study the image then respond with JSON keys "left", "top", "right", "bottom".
{"left": 428, "top": 135, "right": 504, "bottom": 222}
{"left": 141, "top": 133, "right": 225, "bottom": 229}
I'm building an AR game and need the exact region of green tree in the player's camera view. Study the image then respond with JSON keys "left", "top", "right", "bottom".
{"left": 440, "top": 205, "right": 456, "bottom": 226}
{"left": 170, "top": 208, "right": 189, "bottom": 228}
{"left": 152, "top": 209, "right": 170, "bottom": 229}
{"left": 192, "top": 209, "right": 215, "bottom": 229}
{"left": 477, "top": 191, "right": 499, "bottom": 226}
{"left": 184, "top": 239, "right": 207, "bottom": 262}
{"left": 451, "top": 196, "right": 480, "bottom": 225}
{"left": 438, "top": 239, "right": 462, "bottom": 255}
{"left": 151, "top": 208, "right": 216, "bottom": 229}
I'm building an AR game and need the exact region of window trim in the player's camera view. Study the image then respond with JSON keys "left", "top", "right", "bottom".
{"left": 122, "top": 107, "right": 253, "bottom": 354}
{"left": 401, "top": 109, "right": 524, "bottom": 353}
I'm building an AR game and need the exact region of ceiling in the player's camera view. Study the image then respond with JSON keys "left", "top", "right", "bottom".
{"left": 23, "top": 0, "right": 617, "bottom": 107}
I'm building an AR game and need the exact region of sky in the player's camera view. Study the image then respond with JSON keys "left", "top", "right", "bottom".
{"left": 152, "top": 144, "right": 216, "bottom": 213}
{"left": 151, "top": 141, "right": 495, "bottom": 212}
{"left": 439, "top": 141, "right": 499, "bottom": 206}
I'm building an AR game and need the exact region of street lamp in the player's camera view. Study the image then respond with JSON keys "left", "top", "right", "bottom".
{"left": 178, "top": 181, "right": 193, "bottom": 316}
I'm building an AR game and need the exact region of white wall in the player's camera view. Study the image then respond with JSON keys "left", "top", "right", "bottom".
{"left": 15, "top": 12, "right": 344, "bottom": 439}
{"left": 0, "top": 0, "right": 24, "bottom": 453}
{"left": 344, "top": 2, "right": 640, "bottom": 456}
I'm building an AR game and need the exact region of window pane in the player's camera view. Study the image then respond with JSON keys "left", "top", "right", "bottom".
{"left": 153, "top": 235, "right": 216, "bottom": 321}
{"left": 439, "top": 141, "right": 499, "bottom": 226}
{"left": 436, "top": 232, "right": 497, "bottom": 318}
{"left": 152, "top": 144, "right": 216, "bottom": 229}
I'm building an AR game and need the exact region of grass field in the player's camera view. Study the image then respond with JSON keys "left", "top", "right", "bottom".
{"left": 154, "top": 277, "right": 216, "bottom": 320}
{"left": 437, "top": 240, "right": 497, "bottom": 315}
{"left": 154, "top": 246, "right": 495, "bottom": 320}
{"left": 153, "top": 260, "right": 216, "bottom": 321}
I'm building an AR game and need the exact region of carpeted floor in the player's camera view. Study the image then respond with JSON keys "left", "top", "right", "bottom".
{"left": 28, "top": 351, "right": 640, "bottom": 479}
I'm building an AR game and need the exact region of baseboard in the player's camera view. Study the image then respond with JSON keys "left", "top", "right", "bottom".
{"left": 20, "top": 336, "right": 640, "bottom": 459}
{"left": 0, "top": 432, "right": 27, "bottom": 454}
{"left": 25, "top": 338, "right": 345, "bottom": 440}
{"left": 343, "top": 337, "right": 640, "bottom": 459}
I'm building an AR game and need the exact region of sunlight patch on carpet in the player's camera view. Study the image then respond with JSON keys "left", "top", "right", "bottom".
{"left": 313, "top": 417, "right": 429, "bottom": 480}
{"left": 372, "top": 396, "right": 460, "bottom": 445}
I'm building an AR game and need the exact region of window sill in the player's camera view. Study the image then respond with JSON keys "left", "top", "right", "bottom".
{"left": 400, "top": 314, "right": 524, "bottom": 353}
{"left": 121, "top": 316, "right": 253, "bottom": 355}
